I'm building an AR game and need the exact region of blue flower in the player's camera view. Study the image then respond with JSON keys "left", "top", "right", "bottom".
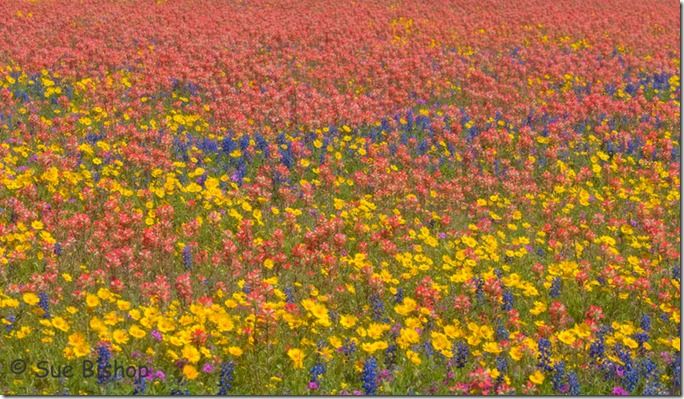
{"left": 537, "top": 338, "right": 552, "bottom": 371}
{"left": 182, "top": 245, "right": 192, "bottom": 270}
{"left": 133, "top": 375, "right": 146, "bottom": 395}
{"left": 217, "top": 361, "right": 234, "bottom": 395}
{"left": 549, "top": 277, "right": 561, "bottom": 298}
{"left": 552, "top": 361, "right": 566, "bottom": 392}
{"left": 640, "top": 314, "right": 651, "bottom": 332}
{"left": 96, "top": 345, "right": 111, "bottom": 384}
{"left": 453, "top": 341, "right": 468, "bottom": 368}
{"left": 38, "top": 292, "right": 51, "bottom": 319}
{"left": 362, "top": 357, "right": 378, "bottom": 395}
{"left": 501, "top": 290, "right": 514, "bottom": 311}
{"left": 309, "top": 362, "right": 325, "bottom": 383}
{"left": 567, "top": 371, "right": 580, "bottom": 395}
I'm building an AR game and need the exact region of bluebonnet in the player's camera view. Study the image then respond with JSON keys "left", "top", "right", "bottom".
{"left": 362, "top": 357, "right": 378, "bottom": 395}
{"left": 640, "top": 358, "right": 657, "bottom": 380}
{"left": 284, "top": 287, "right": 295, "bottom": 304}
{"left": 615, "top": 345, "right": 638, "bottom": 392}
{"left": 672, "top": 355, "right": 681, "bottom": 393}
{"left": 133, "top": 375, "right": 146, "bottom": 395}
{"left": 370, "top": 295, "right": 385, "bottom": 321}
{"left": 394, "top": 288, "right": 404, "bottom": 304}
{"left": 537, "top": 338, "right": 552, "bottom": 371}
{"left": 96, "top": 345, "right": 112, "bottom": 384}
{"left": 217, "top": 361, "right": 234, "bottom": 395}
{"left": 501, "top": 290, "right": 514, "bottom": 311}
{"left": 239, "top": 134, "right": 249, "bottom": 150}
{"left": 384, "top": 344, "right": 398, "bottom": 368}
{"left": 309, "top": 362, "right": 325, "bottom": 385}
{"left": 53, "top": 242, "right": 62, "bottom": 256}
{"left": 635, "top": 332, "right": 649, "bottom": 347}
{"left": 255, "top": 133, "right": 269, "bottom": 157}
{"left": 624, "top": 365, "right": 639, "bottom": 392}
{"left": 38, "top": 292, "right": 51, "bottom": 319}
{"left": 279, "top": 146, "right": 294, "bottom": 169}
{"left": 423, "top": 341, "right": 434, "bottom": 357}
{"left": 417, "top": 139, "right": 428, "bottom": 155}
{"left": 474, "top": 277, "right": 484, "bottom": 303}
{"left": 182, "top": 245, "right": 192, "bottom": 270}
{"left": 552, "top": 361, "right": 566, "bottom": 392}
{"left": 495, "top": 320, "right": 509, "bottom": 341}
{"left": 5, "top": 314, "right": 15, "bottom": 332}
{"left": 643, "top": 380, "right": 664, "bottom": 396}
{"left": 341, "top": 339, "right": 356, "bottom": 356}
{"left": 221, "top": 136, "right": 236, "bottom": 154}
{"left": 496, "top": 355, "right": 508, "bottom": 373}
{"left": 641, "top": 314, "right": 651, "bottom": 332}
{"left": 550, "top": 277, "right": 561, "bottom": 298}
{"left": 453, "top": 341, "right": 468, "bottom": 368}
{"left": 567, "top": 371, "right": 580, "bottom": 395}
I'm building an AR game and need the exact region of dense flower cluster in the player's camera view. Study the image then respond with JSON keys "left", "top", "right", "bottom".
{"left": 0, "top": 0, "right": 680, "bottom": 395}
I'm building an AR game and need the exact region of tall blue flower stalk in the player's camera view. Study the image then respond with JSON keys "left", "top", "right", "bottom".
{"left": 362, "top": 357, "right": 378, "bottom": 395}
{"left": 217, "top": 361, "right": 234, "bottom": 395}
{"left": 96, "top": 345, "right": 112, "bottom": 384}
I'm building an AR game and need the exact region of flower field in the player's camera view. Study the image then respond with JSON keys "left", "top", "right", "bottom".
{"left": 0, "top": 0, "right": 681, "bottom": 395}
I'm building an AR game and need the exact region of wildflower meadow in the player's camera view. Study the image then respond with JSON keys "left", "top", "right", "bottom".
{"left": 0, "top": 0, "right": 681, "bottom": 395}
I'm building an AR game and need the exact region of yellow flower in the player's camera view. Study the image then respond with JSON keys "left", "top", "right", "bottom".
{"left": 129, "top": 325, "right": 146, "bottom": 339}
{"left": 15, "top": 326, "right": 31, "bottom": 339}
{"left": 431, "top": 332, "right": 451, "bottom": 353}
{"left": 112, "top": 329, "right": 129, "bottom": 344}
{"left": 622, "top": 337, "right": 638, "bottom": 350}
{"left": 182, "top": 345, "right": 201, "bottom": 363}
{"left": 31, "top": 220, "right": 44, "bottom": 230}
{"left": 51, "top": 317, "right": 69, "bottom": 332}
{"left": 73, "top": 343, "right": 90, "bottom": 358}
{"left": 97, "top": 288, "right": 112, "bottom": 301}
{"left": 157, "top": 318, "right": 176, "bottom": 333}
{"left": 287, "top": 348, "right": 305, "bottom": 369}
{"left": 340, "top": 315, "right": 358, "bottom": 329}
{"left": 394, "top": 297, "right": 417, "bottom": 316}
{"left": 483, "top": 341, "right": 502, "bottom": 354}
{"left": 509, "top": 345, "right": 523, "bottom": 361}
{"left": 85, "top": 294, "right": 100, "bottom": 308}
{"left": 329, "top": 336, "right": 342, "bottom": 349}
{"left": 217, "top": 316, "right": 234, "bottom": 332}
{"left": 22, "top": 293, "right": 40, "bottom": 306}
{"left": 489, "top": 368, "right": 501, "bottom": 379}
{"left": 406, "top": 350, "right": 422, "bottom": 365}
{"left": 530, "top": 301, "right": 546, "bottom": 315}
{"left": 444, "top": 324, "right": 462, "bottom": 339}
{"left": 129, "top": 309, "right": 141, "bottom": 320}
{"left": 529, "top": 370, "right": 545, "bottom": 385}
{"left": 183, "top": 364, "right": 199, "bottom": 380}
{"left": 117, "top": 300, "right": 131, "bottom": 311}
{"left": 557, "top": 330, "right": 576, "bottom": 346}
{"left": 367, "top": 323, "right": 388, "bottom": 339}
{"left": 263, "top": 258, "right": 274, "bottom": 269}
{"left": 228, "top": 346, "right": 243, "bottom": 357}
{"left": 68, "top": 333, "right": 90, "bottom": 358}
{"left": 361, "top": 340, "right": 389, "bottom": 354}
{"left": 398, "top": 327, "right": 420, "bottom": 349}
